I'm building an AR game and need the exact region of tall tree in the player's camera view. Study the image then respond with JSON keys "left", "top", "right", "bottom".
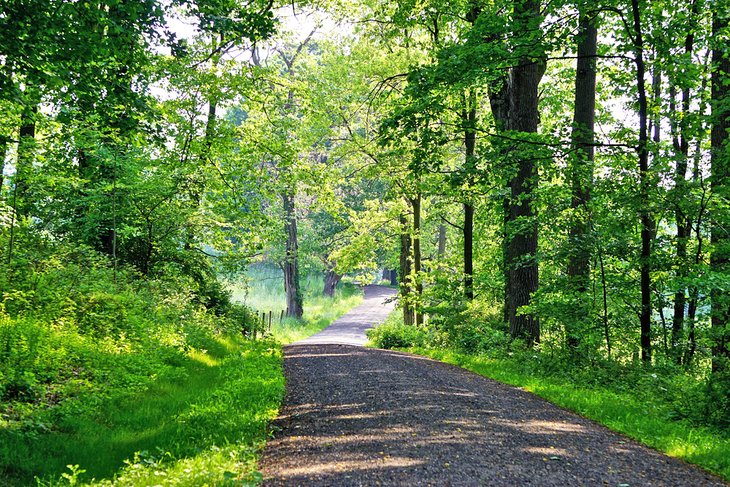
{"left": 463, "top": 88, "right": 477, "bottom": 300}
{"left": 667, "top": 0, "right": 702, "bottom": 364}
{"left": 630, "top": 0, "right": 653, "bottom": 362}
{"left": 505, "top": 0, "right": 546, "bottom": 344}
{"left": 710, "top": 8, "right": 730, "bottom": 373}
{"left": 566, "top": 6, "right": 598, "bottom": 351}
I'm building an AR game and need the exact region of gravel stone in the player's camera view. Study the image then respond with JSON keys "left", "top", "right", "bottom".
{"left": 259, "top": 285, "right": 728, "bottom": 486}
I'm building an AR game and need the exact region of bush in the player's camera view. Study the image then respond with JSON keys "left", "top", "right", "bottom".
{"left": 367, "top": 315, "right": 429, "bottom": 349}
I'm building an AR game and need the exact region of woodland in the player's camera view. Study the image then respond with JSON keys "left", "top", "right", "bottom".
{"left": 0, "top": 0, "right": 729, "bottom": 484}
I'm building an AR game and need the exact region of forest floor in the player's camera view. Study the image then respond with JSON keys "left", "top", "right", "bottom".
{"left": 258, "top": 287, "right": 728, "bottom": 486}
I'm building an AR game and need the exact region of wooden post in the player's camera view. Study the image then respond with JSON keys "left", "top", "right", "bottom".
{"left": 268, "top": 310, "right": 272, "bottom": 330}
{"left": 280, "top": 309, "right": 284, "bottom": 323}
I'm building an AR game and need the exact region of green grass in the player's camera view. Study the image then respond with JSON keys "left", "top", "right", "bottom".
{"left": 228, "top": 265, "right": 363, "bottom": 344}
{"left": 393, "top": 344, "right": 730, "bottom": 481}
{"left": 3, "top": 336, "right": 284, "bottom": 486}
{"left": 0, "top": 264, "right": 362, "bottom": 486}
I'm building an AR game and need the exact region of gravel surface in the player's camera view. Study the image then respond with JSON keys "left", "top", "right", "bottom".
{"left": 295, "top": 285, "right": 396, "bottom": 346}
{"left": 259, "top": 286, "right": 727, "bottom": 486}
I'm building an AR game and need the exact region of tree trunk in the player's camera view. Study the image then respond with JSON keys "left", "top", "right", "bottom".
{"left": 670, "top": 88, "right": 692, "bottom": 363}
{"left": 488, "top": 76, "right": 511, "bottom": 323}
{"left": 669, "top": 1, "right": 701, "bottom": 364}
{"left": 399, "top": 213, "right": 414, "bottom": 326}
{"left": 412, "top": 193, "right": 423, "bottom": 326}
{"left": 7, "top": 103, "right": 37, "bottom": 270}
{"left": 463, "top": 89, "right": 477, "bottom": 300}
{"left": 566, "top": 9, "right": 598, "bottom": 351}
{"left": 15, "top": 104, "right": 38, "bottom": 218}
{"left": 437, "top": 225, "right": 447, "bottom": 258}
{"left": 389, "top": 269, "right": 398, "bottom": 286}
{"left": 464, "top": 203, "right": 474, "bottom": 300}
{"left": 505, "top": 0, "right": 545, "bottom": 345}
{"left": 631, "top": 0, "right": 652, "bottom": 363}
{"left": 282, "top": 191, "right": 303, "bottom": 318}
{"left": 685, "top": 54, "right": 711, "bottom": 368}
{"left": 710, "top": 10, "right": 730, "bottom": 373}
{"left": 323, "top": 267, "right": 341, "bottom": 297}
{"left": 0, "top": 136, "right": 7, "bottom": 191}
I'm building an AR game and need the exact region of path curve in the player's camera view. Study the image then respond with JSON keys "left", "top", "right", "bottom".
{"left": 259, "top": 287, "right": 727, "bottom": 486}
{"left": 295, "top": 285, "right": 397, "bottom": 346}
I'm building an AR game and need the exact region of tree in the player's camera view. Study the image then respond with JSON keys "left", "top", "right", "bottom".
{"left": 710, "top": 8, "right": 730, "bottom": 373}
{"left": 504, "top": 0, "right": 546, "bottom": 344}
{"left": 628, "top": 0, "right": 653, "bottom": 362}
{"left": 565, "top": 5, "right": 598, "bottom": 352}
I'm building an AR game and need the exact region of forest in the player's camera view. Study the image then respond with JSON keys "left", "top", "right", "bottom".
{"left": 0, "top": 0, "right": 729, "bottom": 484}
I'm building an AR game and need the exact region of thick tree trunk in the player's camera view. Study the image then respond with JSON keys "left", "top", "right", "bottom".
{"left": 710, "top": 11, "right": 730, "bottom": 373}
{"left": 323, "top": 267, "right": 341, "bottom": 297}
{"left": 566, "top": 10, "right": 598, "bottom": 351}
{"left": 282, "top": 191, "right": 303, "bottom": 318}
{"left": 399, "top": 213, "right": 414, "bottom": 326}
{"left": 631, "top": 0, "right": 653, "bottom": 363}
{"left": 505, "top": 0, "right": 545, "bottom": 345}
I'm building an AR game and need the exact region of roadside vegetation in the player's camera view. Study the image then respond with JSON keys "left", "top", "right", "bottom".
{"left": 0, "top": 243, "right": 274, "bottom": 485}
{"left": 229, "top": 265, "right": 363, "bottom": 344}
{"left": 0, "top": 240, "right": 359, "bottom": 485}
{"left": 368, "top": 311, "right": 730, "bottom": 481}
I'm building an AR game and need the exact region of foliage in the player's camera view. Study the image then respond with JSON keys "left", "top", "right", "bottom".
{"left": 0, "top": 241, "right": 272, "bottom": 485}
{"left": 1, "top": 0, "right": 730, "bottom": 482}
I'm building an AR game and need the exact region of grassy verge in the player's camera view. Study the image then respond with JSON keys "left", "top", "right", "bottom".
{"left": 229, "top": 267, "right": 363, "bottom": 344}
{"left": 1, "top": 262, "right": 361, "bottom": 486}
{"left": 3, "top": 336, "right": 283, "bottom": 486}
{"left": 368, "top": 314, "right": 730, "bottom": 482}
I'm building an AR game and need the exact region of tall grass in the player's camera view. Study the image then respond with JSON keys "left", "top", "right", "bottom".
{"left": 228, "top": 264, "right": 363, "bottom": 344}
{"left": 4, "top": 335, "right": 284, "bottom": 486}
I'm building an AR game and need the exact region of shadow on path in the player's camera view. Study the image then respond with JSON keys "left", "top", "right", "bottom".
{"left": 259, "top": 287, "right": 727, "bottom": 486}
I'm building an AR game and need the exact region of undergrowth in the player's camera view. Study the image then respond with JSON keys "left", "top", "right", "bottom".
{"left": 0, "top": 245, "right": 279, "bottom": 485}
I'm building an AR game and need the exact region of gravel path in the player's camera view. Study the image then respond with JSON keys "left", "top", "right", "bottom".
{"left": 259, "top": 286, "right": 727, "bottom": 486}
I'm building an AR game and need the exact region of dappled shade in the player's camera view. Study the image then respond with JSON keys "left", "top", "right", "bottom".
{"left": 260, "top": 345, "right": 726, "bottom": 486}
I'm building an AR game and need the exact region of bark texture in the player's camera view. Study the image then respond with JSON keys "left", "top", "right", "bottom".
{"left": 505, "top": 0, "right": 545, "bottom": 344}
{"left": 15, "top": 104, "right": 37, "bottom": 218}
{"left": 463, "top": 90, "right": 477, "bottom": 300}
{"left": 630, "top": 0, "right": 653, "bottom": 363}
{"left": 412, "top": 194, "right": 423, "bottom": 326}
{"left": 566, "top": 10, "right": 598, "bottom": 351}
{"left": 323, "top": 267, "right": 342, "bottom": 298}
{"left": 399, "top": 213, "right": 414, "bottom": 326}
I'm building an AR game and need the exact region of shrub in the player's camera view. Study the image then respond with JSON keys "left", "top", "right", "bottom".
{"left": 367, "top": 315, "right": 428, "bottom": 349}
